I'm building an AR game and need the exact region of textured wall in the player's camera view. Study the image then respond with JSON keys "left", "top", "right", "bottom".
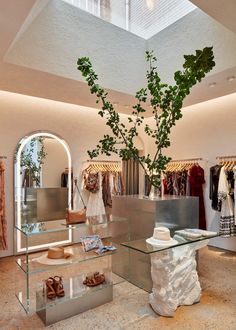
{"left": 147, "top": 9, "right": 236, "bottom": 84}
{"left": 5, "top": 0, "right": 146, "bottom": 95}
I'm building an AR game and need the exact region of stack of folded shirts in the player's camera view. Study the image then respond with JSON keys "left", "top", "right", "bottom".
{"left": 95, "top": 245, "right": 117, "bottom": 255}
{"left": 174, "top": 229, "right": 217, "bottom": 241}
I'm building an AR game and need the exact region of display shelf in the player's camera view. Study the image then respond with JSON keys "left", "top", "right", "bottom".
{"left": 16, "top": 239, "right": 118, "bottom": 275}
{"left": 15, "top": 267, "right": 113, "bottom": 315}
{"left": 15, "top": 215, "right": 128, "bottom": 236}
{"left": 121, "top": 233, "right": 218, "bottom": 254}
{"left": 15, "top": 213, "right": 129, "bottom": 324}
{"left": 36, "top": 272, "right": 112, "bottom": 312}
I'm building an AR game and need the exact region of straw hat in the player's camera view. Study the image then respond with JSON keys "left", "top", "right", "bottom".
{"left": 146, "top": 226, "right": 178, "bottom": 247}
{"left": 33, "top": 246, "right": 73, "bottom": 265}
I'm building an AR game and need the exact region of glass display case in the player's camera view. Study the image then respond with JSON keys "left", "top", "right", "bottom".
{"left": 14, "top": 216, "right": 128, "bottom": 325}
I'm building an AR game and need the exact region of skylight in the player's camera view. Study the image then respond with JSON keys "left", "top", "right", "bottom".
{"left": 62, "top": 0, "right": 196, "bottom": 39}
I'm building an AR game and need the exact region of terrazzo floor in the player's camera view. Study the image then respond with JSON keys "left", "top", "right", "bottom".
{"left": 0, "top": 246, "right": 235, "bottom": 330}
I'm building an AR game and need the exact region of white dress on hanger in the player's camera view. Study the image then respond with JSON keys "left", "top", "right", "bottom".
{"left": 86, "top": 172, "right": 106, "bottom": 222}
{"left": 218, "top": 166, "right": 236, "bottom": 237}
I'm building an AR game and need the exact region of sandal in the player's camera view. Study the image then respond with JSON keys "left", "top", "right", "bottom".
{"left": 44, "top": 277, "right": 56, "bottom": 299}
{"left": 83, "top": 272, "right": 105, "bottom": 287}
{"left": 53, "top": 276, "right": 65, "bottom": 297}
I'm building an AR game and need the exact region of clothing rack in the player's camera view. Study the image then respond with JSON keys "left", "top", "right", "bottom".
{"left": 216, "top": 155, "right": 236, "bottom": 160}
{"left": 84, "top": 160, "right": 122, "bottom": 173}
{"left": 169, "top": 157, "right": 203, "bottom": 163}
{"left": 86, "top": 160, "right": 120, "bottom": 163}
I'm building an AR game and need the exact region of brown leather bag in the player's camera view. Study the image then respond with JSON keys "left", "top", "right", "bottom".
{"left": 66, "top": 207, "right": 86, "bottom": 224}
{"left": 66, "top": 179, "right": 87, "bottom": 225}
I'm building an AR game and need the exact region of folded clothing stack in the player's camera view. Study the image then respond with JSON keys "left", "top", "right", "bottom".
{"left": 95, "top": 245, "right": 117, "bottom": 255}
{"left": 174, "top": 228, "right": 217, "bottom": 241}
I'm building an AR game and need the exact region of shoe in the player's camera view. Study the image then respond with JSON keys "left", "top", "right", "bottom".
{"left": 44, "top": 277, "right": 56, "bottom": 299}
{"left": 83, "top": 272, "right": 105, "bottom": 287}
{"left": 53, "top": 276, "right": 65, "bottom": 297}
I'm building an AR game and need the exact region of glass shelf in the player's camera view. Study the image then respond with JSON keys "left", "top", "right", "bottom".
{"left": 15, "top": 215, "right": 128, "bottom": 236}
{"left": 16, "top": 239, "right": 119, "bottom": 275}
{"left": 36, "top": 275, "right": 112, "bottom": 312}
{"left": 121, "top": 233, "right": 219, "bottom": 254}
{"left": 15, "top": 268, "right": 113, "bottom": 314}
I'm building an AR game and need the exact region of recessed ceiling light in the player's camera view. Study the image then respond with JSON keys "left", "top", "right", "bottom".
{"left": 227, "top": 76, "right": 235, "bottom": 82}
{"left": 209, "top": 82, "right": 216, "bottom": 88}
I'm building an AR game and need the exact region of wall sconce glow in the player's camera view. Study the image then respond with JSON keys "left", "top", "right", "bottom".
{"left": 16, "top": 132, "right": 72, "bottom": 253}
{"left": 227, "top": 76, "right": 235, "bottom": 82}
{"left": 146, "top": 0, "right": 155, "bottom": 10}
{"left": 209, "top": 82, "right": 216, "bottom": 88}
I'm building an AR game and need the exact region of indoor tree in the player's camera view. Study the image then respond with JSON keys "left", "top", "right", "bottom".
{"left": 77, "top": 47, "right": 215, "bottom": 194}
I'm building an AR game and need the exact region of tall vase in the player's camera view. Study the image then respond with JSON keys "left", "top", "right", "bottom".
{"left": 148, "top": 184, "right": 162, "bottom": 199}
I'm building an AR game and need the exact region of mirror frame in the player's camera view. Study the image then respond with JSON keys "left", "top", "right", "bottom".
{"left": 15, "top": 131, "right": 72, "bottom": 253}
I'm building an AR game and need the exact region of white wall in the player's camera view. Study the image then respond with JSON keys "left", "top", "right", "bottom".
{"left": 145, "top": 92, "right": 236, "bottom": 252}
{"left": 1, "top": 90, "right": 235, "bottom": 256}
{"left": 42, "top": 138, "right": 68, "bottom": 187}
{"left": 0, "top": 90, "right": 139, "bottom": 257}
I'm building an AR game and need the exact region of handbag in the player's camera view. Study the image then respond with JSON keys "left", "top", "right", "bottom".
{"left": 66, "top": 179, "right": 87, "bottom": 225}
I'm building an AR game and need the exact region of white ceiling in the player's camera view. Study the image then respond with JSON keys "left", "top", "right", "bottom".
{"left": 0, "top": 0, "right": 236, "bottom": 116}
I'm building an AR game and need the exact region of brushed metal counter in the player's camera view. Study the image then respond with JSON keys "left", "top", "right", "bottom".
{"left": 112, "top": 195, "right": 199, "bottom": 292}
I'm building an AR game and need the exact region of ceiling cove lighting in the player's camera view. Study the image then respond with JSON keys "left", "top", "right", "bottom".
{"left": 209, "top": 82, "right": 216, "bottom": 88}
{"left": 227, "top": 76, "right": 235, "bottom": 82}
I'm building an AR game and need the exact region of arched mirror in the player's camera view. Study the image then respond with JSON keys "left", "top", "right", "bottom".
{"left": 14, "top": 132, "right": 72, "bottom": 253}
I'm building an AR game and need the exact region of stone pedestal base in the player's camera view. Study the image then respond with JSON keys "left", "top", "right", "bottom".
{"left": 149, "top": 240, "right": 209, "bottom": 317}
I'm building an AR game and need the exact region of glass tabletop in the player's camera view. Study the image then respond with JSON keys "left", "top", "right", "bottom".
{"left": 121, "top": 232, "right": 219, "bottom": 254}
{"left": 15, "top": 215, "right": 128, "bottom": 236}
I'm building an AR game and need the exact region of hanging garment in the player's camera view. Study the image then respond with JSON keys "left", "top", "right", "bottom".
{"left": 227, "top": 170, "right": 235, "bottom": 203}
{"left": 186, "top": 169, "right": 191, "bottom": 196}
{"left": 166, "top": 172, "right": 173, "bottom": 195}
{"left": 102, "top": 173, "right": 112, "bottom": 207}
{"left": 172, "top": 172, "right": 179, "bottom": 195}
{"left": 218, "top": 166, "right": 236, "bottom": 237}
{"left": 86, "top": 173, "right": 106, "bottom": 220}
{"left": 189, "top": 165, "right": 206, "bottom": 230}
{"left": 179, "top": 170, "right": 187, "bottom": 196}
{"left": 234, "top": 166, "right": 236, "bottom": 223}
{"left": 0, "top": 161, "right": 7, "bottom": 250}
{"left": 85, "top": 173, "right": 99, "bottom": 193}
{"left": 209, "top": 164, "right": 222, "bottom": 211}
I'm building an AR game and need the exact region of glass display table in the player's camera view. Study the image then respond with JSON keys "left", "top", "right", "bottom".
{"left": 121, "top": 232, "right": 218, "bottom": 317}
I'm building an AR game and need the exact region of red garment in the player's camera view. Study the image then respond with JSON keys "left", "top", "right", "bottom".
{"left": 189, "top": 165, "right": 206, "bottom": 230}
{"left": 162, "top": 178, "right": 168, "bottom": 194}
{"left": 0, "top": 161, "right": 7, "bottom": 250}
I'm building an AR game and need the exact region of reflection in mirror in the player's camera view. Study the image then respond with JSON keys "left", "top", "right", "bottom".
{"left": 15, "top": 132, "right": 72, "bottom": 253}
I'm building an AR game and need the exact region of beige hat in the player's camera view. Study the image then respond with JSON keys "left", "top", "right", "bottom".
{"left": 33, "top": 246, "right": 73, "bottom": 265}
{"left": 47, "top": 246, "right": 71, "bottom": 259}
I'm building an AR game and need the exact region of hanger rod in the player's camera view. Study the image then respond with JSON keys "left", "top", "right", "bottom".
{"left": 216, "top": 155, "right": 236, "bottom": 160}
{"left": 169, "top": 157, "right": 202, "bottom": 163}
{"left": 87, "top": 160, "right": 120, "bottom": 163}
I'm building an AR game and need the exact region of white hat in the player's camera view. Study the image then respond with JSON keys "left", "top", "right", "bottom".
{"left": 146, "top": 226, "right": 178, "bottom": 247}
